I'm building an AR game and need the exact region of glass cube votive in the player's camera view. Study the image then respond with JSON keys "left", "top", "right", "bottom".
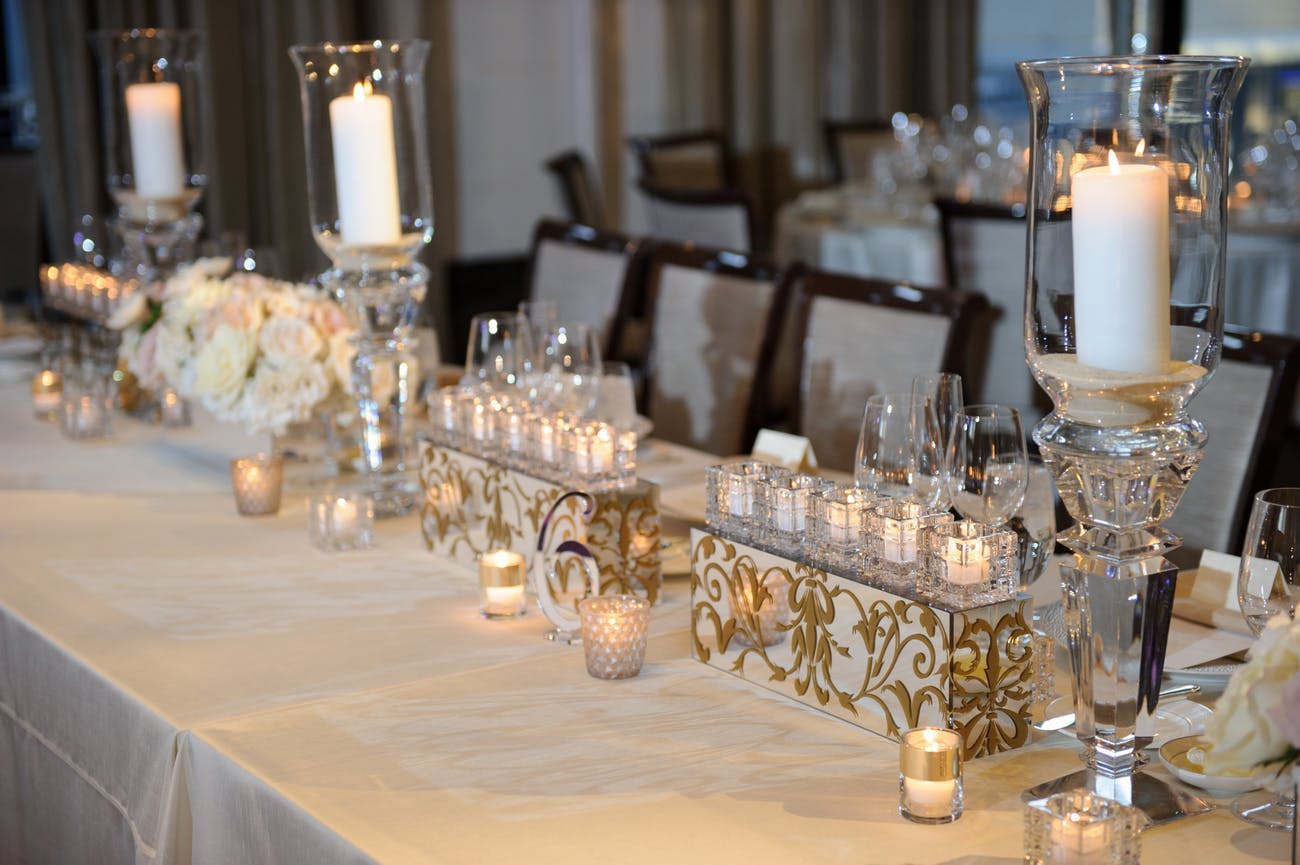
{"left": 614, "top": 430, "right": 637, "bottom": 489}
{"left": 1031, "top": 633, "right": 1058, "bottom": 707}
{"left": 578, "top": 594, "right": 650, "bottom": 679}
{"left": 922, "top": 520, "right": 1019, "bottom": 604}
{"left": 308, "top": 491, "right": 375, "bottom": 552}
{"left": 31, "top": 369, "right": 63, "bottom": 420}
{"left": 478, "top": 549, "right": 528, "bottom": 619}
{"left": 158, "top": 386, "right": 191, "bottom": 428}
{"left": 1024, "top": 791, "right": 1140, "bottom": 865}
{"left": 705, "top": 460, "right": 790, "bottom": 542}
{"left": 899, "top": 726, "right": 963, "bottom": 825}
{"left": 758, "top": 473, "right": 833, "bottom": 556}
{"left": 730, "top": 570, "right": 790, "bottom": 648}
{"left": 464, "top": 397, "right": 497, "bottom": 456}
{"left": 60, "top": 376, "right": 113, "bottom": 440}
{"left": 428, "top": 386, "right": 462, "bottom": 447}
{"left": 805, "top": 485, "right": 875, "bottom": 574}
{"left": 865, "top": 500, "right": 953, "bottom": 590}
{"left": 570, "top": 421, "right": 617, "bottom": 482}
{"left": 229, "top": 454, "right": 284, "bottom": 516}
{"left": 531, "top": 412, "right": 561, "bottom": 467}
{"left": 496, "top": 406, "right": 528, "bottom": 462}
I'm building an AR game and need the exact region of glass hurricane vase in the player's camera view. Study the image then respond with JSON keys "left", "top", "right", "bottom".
{"left": 290, "top": 40, "right": 434, "bottom": 517}
{"left": 91, "top": 28, "right": 207, "bottom": 281}
{"left": 1017, "top": 55, "right": 1248, "bottom": 813}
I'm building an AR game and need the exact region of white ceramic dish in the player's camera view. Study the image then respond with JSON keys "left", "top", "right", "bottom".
{"left": 1165, "top": 661, "right": 1242, "bottom": 688}
{"left": 1159, "top": 734, "right": 1265, "bottom": 795}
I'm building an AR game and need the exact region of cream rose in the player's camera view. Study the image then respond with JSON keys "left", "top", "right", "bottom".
{"left": 127, "top": 326, "right": 164, "bottom": 389}
{"left": 1203, "top": 615, "right": 1300, "bottom": 780}
{"left": 191, "top": 325, "right": 257, "bottom": 410}
{"left": 309, "top": 299, "right": 352, "bottom": 337}
{"left": 240, "top": 361, "right": 331, "bottom": 434}
{"left": 153, "top": 322, "right": 193, "bottom": 389}
{"left": 258, "top": 315, "right": 324, "bottom": 369}
{"left": 107, "top": 291, "right": 148, "bottom": 330}
{"left": 326, "top": 330, "right": 357, "bottom": 393}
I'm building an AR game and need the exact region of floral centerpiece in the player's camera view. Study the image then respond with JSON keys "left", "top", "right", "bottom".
{"left": 109, "top": 258, "right": 356, "bottom": 435}
{"left": 1202, "top": 614, "right": 1300, "bottom": 790}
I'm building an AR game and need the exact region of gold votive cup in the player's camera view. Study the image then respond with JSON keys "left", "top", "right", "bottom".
{"left": 479, "top": 549, "right": 528, "bottom": 619}
{"left": 898, "top": 726, "right": 963, "bottom": 824}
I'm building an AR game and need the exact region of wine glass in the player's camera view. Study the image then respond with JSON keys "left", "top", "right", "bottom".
{"left": 1233, "top": 487, "right": 1300, "bottom": 831}
{"left": 912, "top": 373, "right": 963, "bottom": 462}
{"left": 946, "top": 404, "right": 1028, "bottom": 525}
{"left": 854, "top": 393, "right": 946, "bottom": 509}
{"left": 540, "top": 323, "right": 602, "bottom": 416}
{"left": 464, "top": 311, "right": 526, "bottom": 392}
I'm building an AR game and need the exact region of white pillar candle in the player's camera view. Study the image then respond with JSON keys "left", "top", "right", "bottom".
{"left": 1070, "top": 149, "right": 1170, "bottom": 375}
{"left": 329, "top": 82, "right": 403, "bottom": 248}
{"left": 125, "top": 82, "right": 186, "bottom": 199}
{"left": 902, "top": 777, "right": 959, "bottom": 819}
{"left": 331, "top": 496, "right": 358, "bottom": 535}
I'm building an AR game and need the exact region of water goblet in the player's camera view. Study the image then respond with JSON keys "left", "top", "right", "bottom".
{"left": 855, "top": 393, "right": 946, "bottom": 510}
{"left": 946, "top": 404, "right": 1028, "bottom": 526}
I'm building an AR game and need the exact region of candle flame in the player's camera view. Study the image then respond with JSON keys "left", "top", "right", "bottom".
{"left": 352, "top": 80, "right": 372, "bottom": 101}
{"left": 1106, "top": 149, "right": 1121, "bottom": 174}
{"left": 1135, "top": 138, "right": 1146, "bottom": 157}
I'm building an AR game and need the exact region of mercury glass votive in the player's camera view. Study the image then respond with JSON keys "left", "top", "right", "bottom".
{"left": 922, "top": 520, "right": 1018, "bottom": 604}
{"left": 229, "top": 454, "right": 284, "bottom": 516}
{"left": 31, "top": 369, "right": 63, "bottom": 420}
{"left": 308, "top": 491, "right": 375, "bottom": 551}
{"left": 478, "top": 549, "right": 528, "bottom": 619}
{"left": 865, "top": 500, "right": 953, "bottom": 591}
{"left": 899, "top": 726, "right": 963, "bottom": 824}
{"left": 705, "top": 460, "right": 790, "bottom": 542}
{"left": 758, "top": 473, "right": 833, "bottom": 556}
{"left": 1024, "top": 791, "right": 1140, "bottom": 865}
{"left": 805, "top": 485, "right": 875, "bottom": 574}
{"left": 578, "top": 594, "right": 650, "bottom": 679}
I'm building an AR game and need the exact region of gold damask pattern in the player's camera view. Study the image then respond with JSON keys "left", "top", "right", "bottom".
{"left": 690, "top": 529, "right": 1031, "bottom": 758}
{"left": 418, "top": 442, "right": 662, "bottom": 603}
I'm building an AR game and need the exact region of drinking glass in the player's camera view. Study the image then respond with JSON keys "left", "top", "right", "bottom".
{"left": 518, "top": 299, "right": 557, "bottom": 398}
{"left": 465, "top": 311, "right": 526, "bottom": 391}
{"left": 541, "top": 323, "right": 602, "bottom": 415}
{"left": 1233, "top": 487, "right": 1300, "bottom": 831}
{"left": 946, "top": 404, "right": 1028, "bottom": 525}
{"left": 912, "top": 373, "right": 963, "bottom": 460}
{"left": 855, "top": 394, "right": 946, "bottom": 509}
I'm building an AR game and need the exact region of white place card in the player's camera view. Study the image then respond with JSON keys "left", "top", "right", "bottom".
{"left": 751, "top": 428, "right": 818, "bottom": 473}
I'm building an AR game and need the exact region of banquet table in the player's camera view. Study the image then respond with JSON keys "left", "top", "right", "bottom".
{"left": 0, "top": 364, "right": 1290, "bottom": 864}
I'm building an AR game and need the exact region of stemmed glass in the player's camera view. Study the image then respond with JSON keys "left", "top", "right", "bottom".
{"left": 946, "top": 404, "right": 1028, "bottom": 526}
{"left": 464, "top": 311, "right": 528, "bottom": 392}
{"left": 540, "top": 323, "right": 602, "bottom": 416}
{"left": 855, "top": 393, "right": 946, "bottom": 510}
{"left": 912, "top": 373, "right": 963, "bottom": 465}
{"left": 1233, "top": 488, "right": 1300, "bottom": 831}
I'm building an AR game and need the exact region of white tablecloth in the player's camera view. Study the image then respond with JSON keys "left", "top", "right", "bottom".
{"left": 0, "top": 362, "right": 1288, "bottom": 864}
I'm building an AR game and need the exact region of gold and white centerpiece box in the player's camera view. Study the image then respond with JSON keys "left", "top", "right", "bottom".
{"left": 689, "top": 529, "right": 1033, "bottom": 758}
{"left": 418, "top": 440, "right": 663, "bottom": 603}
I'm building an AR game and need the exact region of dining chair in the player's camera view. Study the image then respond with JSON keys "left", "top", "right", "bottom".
{"left": 637, "top": 179, "right": 756, "bottom": 253}
{"left": 525, "top": 220, "right": 648, "bottom": 361}
{"left": 789, "top": 269, "right": 990, "bottom": 471}
{"left": 643, "top": 243, "right": 790, "bottom": 455}
{"left": 627, "top": 128, "right": 732, "bottom": 190}
{"left": 1166, "top": 327, "right": 1300, "bottom": 556}
{"left": 543, "top": 149, "right": 605, "bottom": 229}
{"left": 822, "top": 118, "right": 896, "bottom": 185}
{"left": 935, "top": 198, "right": 1048, "bottom": 424}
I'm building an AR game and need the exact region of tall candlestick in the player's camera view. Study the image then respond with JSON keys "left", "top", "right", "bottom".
{"left": 1071, "top": 149, "right": 1170, "bottom": 375}
{"left": 329, "top": 81, "right": 403, "bottom": 247}
{"left": 125, "top": 82, "right": 185, "bottom": 199}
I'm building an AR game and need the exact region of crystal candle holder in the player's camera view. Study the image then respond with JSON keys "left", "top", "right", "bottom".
{"left": 899, "top": 726, "right": 963, "bottom": 824}
{"left": 578, "top": 594, "right": 650, "bottom": 679}
{"left": 865, "top": 500, "right": 953, "bottom": 590}
{"left": 571, "top": 421, "right": 617, "bottom": 482}
{"left": 758, "top": 474, "right": 833, "bottom": 557}
{"left": 465, "top": 397, "right": 497, "bottom": 457}
{"left": 1024, "top": 791, "right": 1140, "bottom": 865}
{"left": 705, "top": 460, "right": 790, "bottom": 542}
{"left": 31, "top": 369, "right": 63, "bottom": 420}
{"left": 478, "top": 549, "right": 528, "bottom": 619}
{"left": 229, "top": 454, "right": 284, "bottom": 517}
{"left": 1032, "top": 633, "right": 1058, "bottom": 707}
{"left": 496, "top": 406, "right": 528, "bottom": 466}
{"left": 158, "top": 386, "right": 191, "bottom": 427}
{"left": 60, "top": 375, "right": 113, "bottom": 440}
{"left": 614, "top": 430, "right": 638, "bottom": 490}
{"left": 428, "top": 386, "right": 462, "bottom": 448}
{"left": 308, "top": 491, "right": 375, "bottom": 552}
{"left": 922, "top": 520, "right": 1018, "bottom": 604}
{"left": 805, "top": 485, "right": 874, "bottom": 574}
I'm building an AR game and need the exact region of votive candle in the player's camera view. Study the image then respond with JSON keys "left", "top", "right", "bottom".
{"left": 479, "top": 549, "right": 527, "bottom": 619}
{"left": 899, "top": 726, "right": 962, "bottom": 824}
{"left": 229, "top": 454, "right": 284, "bottom": 516}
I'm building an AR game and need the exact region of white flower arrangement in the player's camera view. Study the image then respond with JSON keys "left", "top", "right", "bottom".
{"left": 110, "top": 258, "right": 357, "bottom": 436}
{"left": 1202, "top": 614, "right": 1300, "bottom": 792}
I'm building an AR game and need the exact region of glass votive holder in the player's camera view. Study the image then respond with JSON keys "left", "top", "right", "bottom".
{"left": 571, "top": 421, "right": 617, "bottom": 484}
{"left": 478, "top": 549, "right": 528, "bottom": 619}
{"left": 31, "top": 369, "right": 64, "bottom": 420}
{"left": 614, "top": 429, "right": 638, "bottom": 489}
{"left": 865, "top": 500, "right": 953, "bottom": 591}
{"left": 60, "top": 375, "right": 113, "bottom": 440}
{"left": 1031, "top": 633, "right": 1058, "bottom": 707}
{"left": 1024, "top": 791, "right": 1140, "bottom": 865}
{"left": 496, "top": 406, "right": 528, "bottom": 464}
{"left": 428, "top": 386, "right": 462, "bottom": 447}
{"left": 921, "top": 520, "right": 1019, "bottom": 605}
{"left": 464, "top": 397, "right": 497, "bottom": 457}
{"left": 805, "top": 485, "right": 874, "bottom": 575}
{"left": 229, "top": 454, "right": 285, "bottom": 516}
{"left": 308, "top": 491, "right": 375, "bottom": 552}
{"left": 758, "top": 473, "right": 833, "bottom": 557}
{"left": 578, "top": 594, "right": 650, "bottom": 679}
{"left": 531, "top": 412, "right": 561, "bottom": 469}
{"left": 730, "top": 570, "right": 790, "bottom": 648}
{"left": 899, "top": 726, "right": 963, "bottom": 824}
{"left": 705, "top": 460, "right": 789, "bottom": 542}
{"left": 158, "top": 386, "right": 191, "bottom": 428}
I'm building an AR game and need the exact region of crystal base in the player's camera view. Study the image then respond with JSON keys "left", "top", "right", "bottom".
{"left": 110, "top": 209, "right": 204, "bottom": 283}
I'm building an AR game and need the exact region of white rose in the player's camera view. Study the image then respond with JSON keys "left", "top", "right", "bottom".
{"left": 107, "top": 291, "right": 148, "bottom": 330}
{"left": 192, "top": 325, "right": 256, "bottom": 410}
{"left": 162, "top": 258, "right": 232, "bottom": 300}
{"left": 240, "top": 361, "right": 331, "bottom": 434}
{"left": 327, "top": 330, "right": 357, "bottom": 394}
{"left": 154, "top": 322, "right": 193, "bottom": 389}
{"left": 259, "top": 315, "right": 324, "bottom": 369}
{"left": 1203, "top": 615, "right": 1300, "bottom": 775}
{"left": 126, "top": 326, "right": 164, "bottom": 389}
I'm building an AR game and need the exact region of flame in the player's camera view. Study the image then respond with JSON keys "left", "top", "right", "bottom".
{"left": 1135, "top": 138, "right": 1147, "bottom": 158}
{"left": 1107, "top": 149, "right": 1121, "bottom": 174}
{"left": 352, "top": 80, "right": 372, "bottom": 101}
